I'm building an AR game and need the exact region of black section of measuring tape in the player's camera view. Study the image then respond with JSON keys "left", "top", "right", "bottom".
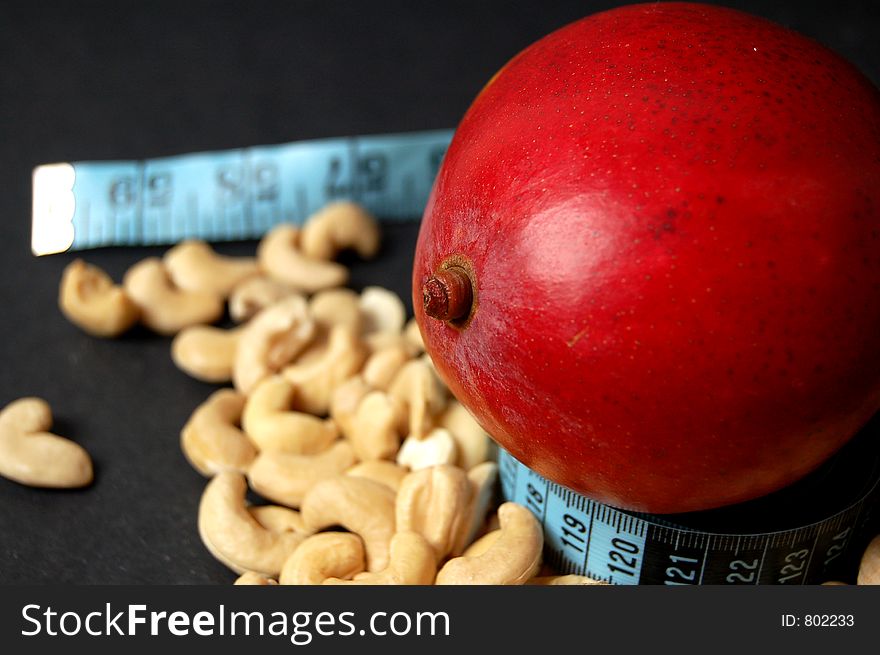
{"left": 499, "top": 415, "right": 879, "bottom": 584}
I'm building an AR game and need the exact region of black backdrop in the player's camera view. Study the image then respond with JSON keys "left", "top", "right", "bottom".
{"left": 0, "top": 0, "right": 877, "bottom": 584}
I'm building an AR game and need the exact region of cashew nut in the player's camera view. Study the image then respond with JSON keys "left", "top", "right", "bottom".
{"left": 248, "top": 441, "right": 357, "bottom": 508}
{"left": 197, "top": 472, "right": 304, "bottom": 575}
{"left": 347, "top": 391, "right": 403, "bottom": 461}
{"left": 228, "top": 275, "right": 298, "bottom": 323}
{"left": 233, "top": 295, "right": 316, "bottom": 394}
{"left": 299, "top": 201, "right": 380, "bottom": 261}
{"left": 122, "top": 257, "right": 223, "bottom": 335}
{"left": 362, "top": 344, "right": 411, "bottom": 391}
{"left": 181, "top": 389, "right": 256, "bottom": 477}
{"left": 403, "top": 318, "right": 425, "bottom": 354}
{"left": 858, "top": 534, "right": 880, "bottom": 585}
{"left": 420, "top": 352, "right": 442, "bottom": 375}
{"left": 396, "top": 465, "right": 472, "bottom": 561}
{"left": 309, "top": 288, "right": 363, "bottom": 332}
{"left": 345, "top": 460, "right": 408, "bottom": 493}
{"left": 528, "top": 574, "right": 608, "bottom": 585}
{"left": 388, "top": 359, "right": 447, "bottom": 439}
{"left": 234, "top": 571, "right": 278, "bottom": 585}
{"left": 300, "top": 476, "right": 397, "bottom": 572}
{"left": 171, "top": 325, "right": 242, "bottom": 383}
{"left": 483, "top": 511, "right": 502, "bottom": 534}
{"left": 440, "top": 401, "right": 493, "bottom": 470}
{"left": 279, "top": 532, "right": 365, "bottom": 585}
{"left": 364, "top": 331, "right": 420, "bottom": 355}
{"left": 451, "top": 462, "right": 499, "bottom": 555}
{"left": 325, "top": 532, "right": 436, "bottom": 585}
{"left": 249, "top": 505, "right": 313, "bottom": 536}
{"left": 462, "top": 529, "right": 501, "bottom": 558}
{"left": 58, "top": 259, "right": 140, "bottom": 338}
{"left": 329, "top": 375, "right": 371, "bottom": 436}
{"left": 282, "top": 324, "right": 368, "bottom": 416}
{"left": 241, "top": 376, "right": 338, "bottom": 454}
{"left": 0, "top": 397, "right": 93, "bottom": 488}
{"left": 257, "top": 224, "right": 348, "bottom": 292}
{"left": 435, "top": 502, "right": 543, "bottom": 585}
{"left": 359, "top": 286, "right": 406, "bottom": 335}
{"left": 397, "top": 428, "right": 458, "bottom": 471}
{"left": 164, "top": 240, "right": 259, "bottom": 297}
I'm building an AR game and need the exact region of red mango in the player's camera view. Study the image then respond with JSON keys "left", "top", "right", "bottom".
{"left": 413, "top": 2, "right": 880, "bottom": 513}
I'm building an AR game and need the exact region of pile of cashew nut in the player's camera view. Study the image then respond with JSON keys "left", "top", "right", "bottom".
{"left": 41, "top": 200, "right": 590, "bottom": 585}
{"left": 4, "top": 199, "right": 876, "bottom": 586}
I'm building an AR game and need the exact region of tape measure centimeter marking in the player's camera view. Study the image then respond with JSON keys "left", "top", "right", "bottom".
{"left": 31, "top": 129, "right": 454, "bottom": 256}
{"left": 498, "top": 448, "right": 877, "bottom": 585}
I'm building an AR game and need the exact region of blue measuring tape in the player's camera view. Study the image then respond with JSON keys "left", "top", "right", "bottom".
{"left": 499, "top": 418, "right": 880, "bottom": 585}
{"left": 31, "top": 129, "right": 453, "bottom": 255}
{"left": 33, "top": 129, "right": 880, "bottom": 585}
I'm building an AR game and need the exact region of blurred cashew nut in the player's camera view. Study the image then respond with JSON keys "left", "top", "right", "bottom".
{"left": 0, "top": 397, "right": 93, "bottom": 488}
{"left": 58, "top": 259, "right": 139, "bottom": 338}
{"left": 299, "top": 201, "right": 380, "bottom": 261}
{"left": 181, "top": 389, "right": 256, "bottom": 477}
{"left": 257, "top": 224, "right": 348, "bottom": 292}
{"left": 359, "top": 286, "right": 405, "bottom": 335}
{"left": 329, "top": 376, "right": 371, "bottom": 436}
{"left": 164, "top": 240, "right": 259, "bottom": 296}
{"left": 403, "top": 318, "right": 425, "bottom": 353}
{"left": 309, "top": 288, "right": 364, "bottom": 332}
{"left": 123, "top": 257, "right": 223, "bottom": 335}
{"left": 229, "top": 275, "right": 298, "bottom": 323}
{"left": 362, "top": 345, "right": 411, "bottom": 391}
{"left": 172, "top": 325, "right": 242, "bottom": 383}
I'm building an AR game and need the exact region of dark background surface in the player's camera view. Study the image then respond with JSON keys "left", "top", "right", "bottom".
{"left": 0, "top": 0, "right": 878, "bottom": 584}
